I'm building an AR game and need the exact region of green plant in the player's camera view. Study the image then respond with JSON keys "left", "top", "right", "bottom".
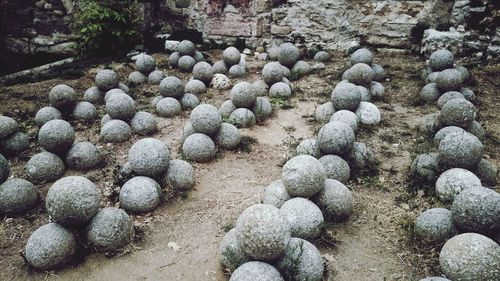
{"left": 71, "top": 0, "right": 141, "bottom": 57}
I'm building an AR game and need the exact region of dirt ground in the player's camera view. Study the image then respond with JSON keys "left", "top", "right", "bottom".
{"left": 0, "top": 49, "right": 498, "bottom": 281}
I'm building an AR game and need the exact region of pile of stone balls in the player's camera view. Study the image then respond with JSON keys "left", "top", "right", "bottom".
{"left": 83, "top": 69, "right": 131, "bottom": 104}
{"left": 151, "top": 75, "right": 202, "bottom": 116}
{"left": 219, "top": 82, "right": 273, "bottom": 128}
{"left": 168, "top": 40, "right": 206, "bottom": 73}
{"left": 181, "top": 104, "right": 242, "bottom": 162}
{"left": 212, "top": 46, "right": 247, "bottom": 78}
{"left": 128, "top": 53, "right": 165, "bottom": 86}
{"left": 0, "top": 115, "right": 29, "bottom": 155}
{"left": 265, "top": 42, "right": 313, "bottom": 79}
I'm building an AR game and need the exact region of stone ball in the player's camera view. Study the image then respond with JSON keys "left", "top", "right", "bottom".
{"left": 268, "top": 46, "right": 281, "bottom": 61}
{"left": 278, "top": 43, "right": 301, "bottom": 67}
{"left": 220, "top": 100, "right": 237, "bottom": 119}
{"left": 1, "top": 132, "right": 29, "bottom": 155}
{"left": 72, "top": 101, "right": 97, "bottom": 121}
{"left": 235, "top": 204, "right": 291, "bottom": 261}
{"left": 420, "top": 83, "right": 441, "bottom": 103}
{"left": 119, "top": 176, "right": 161, "bottom": 213}
{"left": 351, "top": 48, "right": 373, "bottom": 65}
{"left": 262, "top": 62, "right": 285, "bottom": 85}
{"left": 0, "top": 154, "right": 9, "bottom": 184}
{"left": 269, "top": 82, "right": 292, "bottom": 99}
{"left": 46, "top": 176, "right": 101, "bottom": 226}
{"left": 0, "top": 178, "right": 38, "bottom": 215}
{"left": 317, "top": 121, "right": 355, "bottom": 155}
{"left": 218, "top": 229, "right": 250, "bottom": 273}
{"left": 181, "top": 121, "right": 195, "bottom": 143}
{"left": 330, "top": 110, "right": 359, "bottom": 132}
{"left": 359, "top": 88, "right": 372, "bottom": 102}
{"left": 426, "top": 71, "right": 440, "bottom": 84}
{"left": 193, "top": 62, "right": 214, "bottom": 84}
{"left": 169, "top": 52, "right": 181, "bottom": 68}
{"left": 215, "top": 123, "right": 241, "bottom": 150}
{"left": 104, "top": 88, "right": 127, "bottom": 102}
{"left": 452, "top": 187, "right": 500, "bottom": 235}
{"left": 118, "top": 82, "right": 130, "bottom": 95}
{"left": 455, "top": 65, "right": 470, "bottom": 82}
{"left": 194, "top": 51, "right": 205, "bottom": 62}
{"left": 178, "top": 40, "right": 196, "bottom": 56}
{"left": 86, "top": 207, "right": 134, "bottom": 251}
{"left": 356, "top": 101, "right": 381, "bottom": 126}
{"left": 434, "top": 126, "right": 465, "bottom": 146}
{"left": 252, "top": 80, "right": 269, "bottom": 97}
{"left": 156, "top": 97, "right": 182, "bottom": 117}
{"left": 130, "top": 111, "right": 157, "bottom": 136}
{"left": 415, "top": 208, "right": 454, "bottom": 244}
{"left": 128, "top": 71, "right": 147, "bottom": 86}
{"left": 185, "top": 79, "right": 207, "bottom": 95}
{"left": 95, "top": 69, "right": 119, "bottom": 91}
{"left": 313, "top": 179, "right": 352, "bottom": 221}
{"left": 417, "top": 112, "right": 443, "bottom": 136}
{"left": 420, "top": 277, "right": 451, "bottom": 281}
{"left": 372, "top": 64, "right": 385, "bottom": 81}
{"left": 331, "top": 81, "right": 362, "bottom": 111}
{"left": 48, "top": 84, "right": 78, "bottom": 111}
{"left": 100, "top": 119, "right": 131, "bottom": 143}
{"left": 280, "top": 198, "right": 324, "bottom": 240}
{"left": 151, "top": 96, "right": 163, "bottom": 107}
{"left": 282, "top": 155, "right": 326, "bottom": 198}
{"left": 38, "top": 119, "right": 75, "bottom": 154}
{"left": 347, "top": 142, "right": 377, "bottom": 170}
{"left": 190, "top": 104, "right": 222, "bottom": 135}
{"left": 83, "top": 86, "right": 102, "bottom": 104}
{"left": 26, "top": 152, "right": 65, "bottom": 183}
{"left": 467, "top": 120, "right": 485, "bottom": 142}
{"left": 410, "top": 153, "right": 439, "bottom": 183}
{"left": 319, "top": 155, "right": 351, "bottom": 184}
{"left": 35, "top": 107, "right": 62, "bottom": 127}
{"left": 314, "top": 102, "right": 335, "bottom": 123}
{"left": 65, "top": 142, "right": 101, "bottom": 171}
{"left": 211, "top": 73, "right": 231, "bottom": 90}
{"left": 440, "top": 99, "right": 476, "bottom": 128}
{"left": 135, "top": 53, "right": 156, "bottom": 74}
{"left": 437, "top": 91, "right": 465, "bottom": 108}
{"left": 276, "top": 238, "right": 324, "bottom": 281}
{"left": 312, "top": 62, "right": 326, "bottom": 72}
{"left": 314, "top": 51, "right": 330, "bottom": 62}
{"left": 429, "top": 49, "right": 454, "bottom": 71}
{"left": 438, "top": 131, "right": 483, "bottom": 170}
{"left": 476, "top": 158, "right": 498, "bottom": 187}
{"left": 165, "top": 159, "right": 195, "bottom": 191}
{"left": 229, "top": 64, "right": 246, "bottom": 78}
{"left": 180, "top": 93, "right": 200, "bottom": 110}
{"left": 435, "top": 168, "right": 482, "bottom": 203}
{"left": 252, "top": 97, "right": 273, "bottom": 120}
{"left": 147, "top": 70, "right": 164, "bottom": 84}
{"left": 230, "top": 82, "right": 257, "bottom": 108}
{"left": 178, "top": 55, "right": 196, "bottom": 72}
{"left": 296, "top": 138, "right": 320, "bottom": 158}
{"left": 25, "top": 223, "right": 76, "bottom": 270}
{"left": 106, "top": 92, "right": 136, "bottom": 121}
{"left": 346, "top": 63, "right": 375, "bottom": 86}
{"left": 159, "top": 76, "right": 184, "bottom": 98}
{"left": 436, "top": 69, "right": 463, "bottom": 92}
{"left": 260, "top": 180, "right": 290, "bottom": 208}
{"left": 212, "top": 60, "right": 228, "bottom": 74}
{"left": 182, "top": 133, "right": 216, "bottom": 162}
{"left": 229, "top": 108, "right": 256, "bottom": 128}
{"left": 439, "top": 233, "right": 500, "bottom": 281}
{"left": 128, "top": 138, "right": 170, "bottom": 177}
{"left": 229, "top": 261, "right": 284, "bottom": 281}
{"left": 369, "top": 81, "right": 385, "bottom": 100}
{"left": 291, "top": 60, "right": 312, "bottom": 76}
{"left": 223, "top": 47, "right": 241, "bottom": 67}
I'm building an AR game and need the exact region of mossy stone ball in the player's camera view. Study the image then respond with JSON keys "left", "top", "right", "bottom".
{"left": 410, "top": 153, "right": 439, "bottom": 183}
{"left": 83, "top": 86, "right": 102, "bottom": 104}
{"left": 420, "top": 83, "right": 441, "bottom": 103}
{"left": 314, "top": 102, "right": 335, "bottom": 123}
{"left": 346, "top": 63, "right": 375, "bottom": 86}
{"left": 295, "top": 138, "right": 321, "bottom": 158}
{"left": 269, "top": 82, "right": 292, "bottom": 99}
{"left": 1, "top": 132, "right": 30, "bottom": 155}
{"left": 276, "top": 238, "right": 324, "bottom": 281}
{"left": 229, "top": 108, "right": 256, "bottom": 128}
{"left": 181, "top": 93, "right": 200, "bottom": 110}
{"left": 218, "top": 228, "right": 250, "bottom": 273}
{"left": 160, "top": 76, "right": 184, "bottom": 98}
{"left": 185, "top": 79, "right": 207, "bottom": 95}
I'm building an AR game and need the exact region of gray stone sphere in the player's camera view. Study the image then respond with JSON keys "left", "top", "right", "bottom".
{"left": 415, "top": 208, "right": 454, "bottom": 244}
{"left": 118, "top": 82, "right": 130, "bottom": 95}
{"left": 282, "top": 155, "right": 326, "bottom": 198}
{"left": 180, "top": 93, "right": 200, "bottom": 110}
{"left": 280, "top": 198, "right": 324, "bottom": 240}
{"left": 178, "top": 55, "right": 196, "bottom": 72}
{"left": 356, "top": 101, "right": 381, "bottom": 126}
{"left": 262, "top": 62, "right": 285, "bottom": 85}
{"left": 46, "top": 176, "right": 101, "bottom": 226}
{"left": 347, "top": 142, "right": 377, "bottom": 169}
{"left": 351, "top": 48, "right": 373, "bottom": 65}
{"left": 220, "top": 100, "right": 237, "bottom": 119}
{"left": 38, "top": 119, "right": 75, "bottom": 154}
{"left": 420, "top": 112, "right": 443, "bottom": 135}
{"left": 260, "top": 180, "right": 291, "bottom": 208}
{"left": 119, "top": 176, "right": 161, "bottom": 213}
{"left": 223, "top": 47, "right": 241, "bottom": 67}
{"left": 72, "top": 101, "right": 97, "bottom": 121}
{"left": 128, "top": 138, "right": 170, "bottom": 177}
{"left": 100, "top": 119, "right": 132, "bottom": 143}
{"left": 319, "top": 155, "right": 351, "bottom": 184}
{"left": 460, "top": 87, "right": 475, "bottom": 101}
{"left": 235, "top": 204, "right": 291, "bottom": 261}
{"left": 426, "top": 71, "right": 440, "bottom": 84}
{"left": 95, "top": 69, "right": 119, "bottom": 91}
{"left": 229, "top": 108, "right": 256, "bottom": 128}
{"left": 193, "top": 62, "right": 214, "bottom": 84}
{"left": 35, "top": 106, "right": 62, "bottom": 127}
{"left": 218, "top": 229, "right": 250, "bottom": 273}
{"left": 86, "top": 207, "right": 134, "bottom": 251}
{"left": 211, "top": 74, "right": 231, "bottom": 89}
{"left": 455, "top": 65, "right": 470, "bottom": 82}
{"left": 169, "top": 52, "right": 181, "bottom": 68}
{"left": 48, "top": 84, "right": 78, "bottom": 110}
{"left": 66, "top": 142, "right": 101, "bottom": 171}
{"left": 252, "top": 97, "right": 273, "bottom": 120}
{"left": 420, "top": 277, "right": 451, "bottom": 281}
{"left": 269, "top": 82, "right": 292, "bottom": 99}
{"left": 317, "top": 121, "right": 355, "bottom": 155}
{"left": 296, "top": 138, "right": 320, "bottom": 158}
{"left": 314, "top": 51, "right": 330, "bottom": 62}
{"left": 0, "top": 116, "right": 18, "bottom": 140}
{"left": 230, "top": 261, "right": 284, "bottom": 281}
{"left": 1, "top": 132, "right": 29, "bottom": 155}
{"left": 182, "top": 133, "right": 216, "bottom": 162}
{"left": 104, "top": 88, "right": 127, "bottom": 102}
{"left": 436, "top": 69, "right": 463, "bottom": 92}
{"left": 476, "top": 158, "right": 498, "bottom": 187}
{"left": 181, "top": 121, "right": 195, "bottom": 143}
{"left": 212, "top": 60, "right": 228, "bottom": 74}
{"left": 276, "top": 238, "right": 324, "bottom": 281}
{"left": 452, "top": 187, "right": 500, "bottom": 234}
{"left": 160, "top": 76, "right": 184, "bottom": 98}
{"left": 25, "top": 223, "right": 76, "bottom": 270}
{"left": 100, "top": 114, "right": 112, "bottom": 127}
{"left": 128, "top": 71, "right": 147, "bottom": 86}
{"left": 420, "top": 83, "right": 441, "bottom": 103}
{"left": 252, "top": 80, "right": 269, "bottom": 97}
{"left": 147, "top": 70, "right": 164, "bottom": 84}
{"left": 268, "top": 46, "right": 281, "bottom": 61}
{"left": 440, "top": 99, "right": 476, "bottom": 128}
{"left": 435, "top": 168, "right": 482, "bottom": 203}
{"left": 314, "top": 102, "right": 335, "bottom": 123}
{"left": 26, "top": 152, "right": 65, "bottom": 183}
{"left": 429, "top": 49, "right": 454, "bottom": 71}
{"left": 230, "top": 82, "right": 257, "bottom": 108}
{"left": 106, "top": 92, "right": 136, "bottom": 121}
{"left": 312, "top": 62, "right": 326, "bottom": 72}
{"left": 434, "top": 126, "right": 466, "bottom": 146}
{"left": 83, "top": 86, "right": 102, "bottom": 103}
{"left": 215, "top": 123, "right": 241, "bottom": 150}
{"left": 151, "top": 96, "right": 163, "bottom": 107}
{"left": 190, "top": 104, "right": 222, "bottom": 135}
{"left": 467, "top": 120, "right": 485, "bottom": 142}
{"left": 278, "top": 43, "right": 300, "bottom": 67}
{"left": 291, "top": 60, "right": 312, "bottom": 76}
{"left": 0, "top": 154, "right": 9, "bottom": 184}
{"left": 346, "top": 63, "right": 375, "bottom": 86}
{"left": 437, "top": 91, "right": 465, "bottom": 108}
{"left": 156, "top": 97, "right": 182, "bottom": 117}
{"left": 185, "top": 79, "right": 207, "bottom": 95}
{"left": 130, "top": 111, "right": 157, "bottom": 136}
{"left": 0, "top": 178, "right": 38, "bottom": 215}
{"left": 439, "top": 233, "right": 500, "bottom": 281}
{"left": 165, "top": 159, "right": 195, "bottom": 191}
{"left": 410, "top": 153, "right": 439, "bottom": 183}
{"left": 369, "top": 81, "right": 385, "bottom": 100}
{"left": 194, "top": 51, "right": 205, "bottom": 62}
{"left": 135, "top": 53, "right": 156, "bottom": 74}
{"left": 229, "top": 64, "right": 246, "bottom": 78}
{"left": 372, "top": 64, "right": 385, "bottom": 81}
{"left": 438, "top": 131, "right": 483, "bottom": 170}
{"left": 330, "top": 110, "right": 359, "bottom": 132}
{"left": 331, "top": 81, "right": 362, "bottom": 111}
{"left": 178, "top": 40, "right": 196, "bottom": 56}
{"left": 313, "top": 179, "right": 352, "bottom": 221}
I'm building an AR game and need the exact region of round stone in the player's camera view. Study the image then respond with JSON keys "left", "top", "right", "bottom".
{"left": 178, "top": 55, "right": 196, "bottom": 72}
{"left": 160, "top": 76, "right": 184, "bottom": 98}
{"left": 230, "top": 261, "right": 284, "bottom": 281}
{"left": 25, "top": 223, "right": 76, "bottom": 270}
{"left": 438, "top": 131, "right": 483, "bottom": 170}
{"left": 372, "top": 64, "right": 385, "bottom": 81}
{"left": 128, "top": 71, "right": 147, "bottom": 86}
{"left": 346, "top": 63, "right": 374, "bottom": 86}
{"left": 46, "top": 176, "right": 101, "bottom": 226}
{"left": 436, "top": 69, "right": 463, "bottom": 92}
{"left": 313, "top": 179, "right": 352, "bottom": 221}
{"left": 193, "top": 62, "right": 214, "bottom": 84}
{"left": 280, "top": 198, "right": 324, "bottom": 240}
{"left": 455, "top": 65, "right": 470, "bottom": 82}
{"left": 212, "top": 60, "right": 228, "bottom": 74}
{"left": 83, "top": 86, "right": 102, "bottom": 103}
{"left": 0, "top": 154, "right": 9, "bottom": 184}
{"left": 420, "top": 83, "right": 441, "bottom": 103}
{"left": 223, "top": 47, "right": 241, "bottom": 67}
{"left": 252, "top": 80, "right": 269, "bottom": 97}
{"left": 72, "top": 101, "right": 97, "bottom": 121}
{"left": 194, "top": 51, "right": 205, "bottom": 62}
{"left": 314, "top": 51, "right": 330, "bottom": 62}
{"left": 86, "top": 207, "right": 134, "bottom": 251}
{"left": 185, "top": 79, "right": 207, "bottom": 95}
{"left": 369, "top": 81, "right": 385, "bottom": 100}
{"left": 296, "top": 138, "right": 320, "bottom": 158}
{"left": 276, "top": 238, "right": 324, "bottom": 281}
{"left": 260, "top": 180, "right": 290, "bottom": 208}
{"left": 319, "top": 155, "right": 351, "bottom": 183}
{"left": 65, "top": 142, "right": 101, "bottom": 171}
{"left": 356, "top": 101, "right": 381, "bottom": 126}
{"left": 118, "top": 83, "right": 130, "bottom": 95}
{"left": 147, "top": 70, "right": 164, "bottom": 84}
{"left": 278, "top": 43, "right": 301, "bottom": 67}
{"left": 291, "top": 60, "right": 312, "bottom": 76}
{"left": 26, "top": 152, "right": 65, "bottom": 183}
{"left": 215, "top": 123, "right": 241, "bottom": 150}
{"left": 156, "top": 97, "right": 182, "bottom": 117}
{"left": 151, "top": 96, "right": 163, "bottom": 107}
{"left": 434, "top": 126, "right": 466, "bottom": 146}
{"left": 460, "top": 87, "right": 475, "bottom": 101}
{"left": 119, "top": 176, "right": 161, "bottom": 213}
{"left": 439, "top": 233, "right": 500, "bottom": 281}
{"left": 165, "top": 159, "right": 195, "bottom": 191}
{"left": 351, "top": 48, "right": 373, "bottom": 65}
{"left": 95, "top": 69, "right": 119, "bottom": 92}
{"left": 220, "top": 100, "right": 237, "bottom": 119}
{"left": 347, "top": 142, "right": 376, "bottom": 169}
{"left": 229, "top": 64, "right": 246, "bottom": 77}
{"left": 1, "top": 132, "right": 29, "bottom": 155}
{"left": 426, "top": 71, "right": 440, "bottom": 84}
{"left": 190, "top": 104, "right": 222, "bottom": 135}
{"left": 410, "top": 153, "right": 439, "bottom": 183}
{"left": 235, "top": 204, "right": 291, "bottom": 261}
{"left": 415, "top": 208, "right": 454, "bottom": 244}
{"left": 314, "top": 102, "right": 335, "bottom": 123}
{"left": 100, "top": 120, "right": 131, "bottom": 143}
{"left": 100, "top": 114, "right": 112, "bottom": 126}
{"left": 218, "top": 229, "right": 250, "bottom": 273}
{"left": 229, "top": 108, "right": 256, "bottom": 128}
{"left": 282, "top": 155, "right": 326, "bottom": 198}
{"left": 252, "top": 97, "right": 273, "bottom": 121}
{"left": 262, "top": 62, "right": 285, "bottom": 85}
{"left": 169, "top": 52, "right": 181, "bottom": 67}
{"left": 128, "top": 138, "right": 170, "bottom": 177}
{"left": 230, "top": 82, "right": 257, "bottom": 108}
{"left": 429, "top": 49, "right": 454, "bottom": 71}
{"left": 48, "top": 84, "right": 78, "bottom": 110}
{"left": 435, "top": 168, "right": 482, "bottom": 203}
{"left": 180, "top": 93, "right": 200, "bottom": 110}
{"left": 130, "top": 111, "right": 157, "bottom": 135}
{"left": 440, "top": 99, "right": 476, "bottom": 128}
{"left": 0, "top": 178, "right": 38, "bottom": 215}
{"left": 35, "top": 107, "right": 62, "bottom": 127}
{"left": 181, "top": 121, "right": 195, "bottom": 142}
{"left": 269, "top": 82, "right": 292, "bottom": 99}
{"left": 135, "top": 53, "right": 156, "bottom": 74}
{"left": 106, "top": 92, "right": 136, "bottom": 121}
{"left": 437, "top": 91, "right": 465, "bottom": 108}
{"left": 330, "top": 110, "right": 359, "bottom": 132}
{"left": 317, "top": 121, "right": 355, "bottom": 155}
{"left": 331, "top": 81, "right": 362, "bottom": 111}
{"left": 268, "top": 46, "right": 281, "bottom": 61}
{"left": 182, "top": 133, "right": 216, "bottom": 162}
{"left": 38, "top": 119, "right": 75, "bottom": 154}
{"left": 177, "top": 40, "right": 195, "bottom": 56}
{"left": 476, "top": 158, "right": 498, "bottom": 187}
{"left": 420, "top": 277, "right": 451, "bottom": 281}
{"left": 211, "top": 73, "right": 231, "bottom": 90}
{"left": 104, "top": 88, "right": 127, "bottom": 102}
{"left": 467, "top": 120, "right": 485, "bottom": 142}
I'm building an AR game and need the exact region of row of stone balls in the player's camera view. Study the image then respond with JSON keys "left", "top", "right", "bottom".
{"left": 261, "top": 44, "right": 329, "bottom": 72}
{"left": 0, "top": 115, "right": 30, "bottom": 156}
{"left": 127, "top": 53, "right": 167, "bottom": 86}
{"left": 151, "top": 76, "right": 204, "bottom": 118}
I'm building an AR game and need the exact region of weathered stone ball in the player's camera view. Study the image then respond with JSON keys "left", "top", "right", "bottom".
{"left": 223, "top": 47, "right": 241, "bottom": 67}
{"left": 438, "top": 131, "right": 483, "bottom": 170}
{"left": 218, "top": 228, "right": 250, "bottom": 273}
{"left": 351, "top": 48, "right": 373, "bottom": 65}
{"left": 106, "top": 92, "right": 136, "bottom": 121}
{"left": 48, "top": 84, "right": 78, "bottom": 111}
{"left": 278, "top": 43, "right": 301, "bottom": 67}
{"left": 118, "top": 82, "right": 130, "bottom": 95}
{"left": 104, "top": 88, "right": 127, "bottom": 102}
{"left": 476, "top": 158, "right": 498, "bottom": 187}
{"left": 159, "top": 76, "right": 184, "bottom": 98}
{"left": 282, "top": 155, "right": 326, "bottom": 198}
{"left": 190, "top": 104, "right": 222, "bottom": 135}
{"left": 356, "top": 101, "right": 381, "bottom": 126}
{"left": 212, "top": 60, "right": 228, "bottom": 74}
{"left": 437, "top": 91, "right": 465, "bottom": 108}
{"left": 296, "top": 138, "right": 320, "bottom": 158}
{"left": 156, "top": 97, "right": 182, "bottom": 117}
{"left": 291, "top": 60, "right": 312, "bottom": 76}
{"left": 165, "top": 159, "right": 195, "bottom": 191}
{"left": 420, "top": 83, "right": 441, "bottom": 103}
{"left": 410, "top": 153, "right": 439, "bottom": 183}
{"left": 194, "top": 51, "right": 205, "bottom": 62}
{"left": 119, "top": 176, "right": 161, "bottom": 213}
{"left": 435, "top": 168, "right": 482, "bottom": 203}
{"left": 229, "top": 261, "right": 284, "bottom": 281}
{"left": 72, "top": 101, "right": 97, "bottom": 121}
{"left": 128, "top": 71, "right": 147, "bottom": 86}
{"left": 193, "top": 62, "right": 214, "bottom": 84}
{"left": 1, "top": 132, "right": 29, "bottom": 155}
{"left": 434, "top": 126, "right": 465, "bottom": 146}
{"left": 147, "top": 70, "right": 164, "bottom": 84}
{"left": 346, "top": 63, "right": 375, "bottom": 86}
{"left": 252, "top": 80, "right": 269, "bottom": 97}
{"left": 436, "top": 69, "right": 463, "bottom": 92}
{"left": 414, "top": 208, "right": 454, "bottom": 244}
{"left": 25, "top": 223, "right": 76, "bottom": 270}
{"left": 420, "top": 277, "right": 451, "bottom": 281}
{"left": 0, "top": 154, "right": 9, "bottom": 184}
{"left": 347, "top": 142, "right": 377, "bottom": 169}
{"left": 235, "top": 204, "right": 291, "bottom": 261}
{"left": 312, "top": 62, "right": 325, "bottom": 72}
{"left": 65, "top": 142, "right": 101, "bottom": 171}
{"left": 276, "top": 238, "right": 324, "bottom": 281}
{"left": 83, "top": 86, "right": 102, "bottom": 103}
{"left": 0, "top": 116, "right": 18, "bottom": 140}
{"left": 455, "top": 65, "right": 470, "bottom": 82}
{"left": 314, "top": 51, "right": 330, "bottom": 62}
{"left": 467, "top": 120, "right": 485, "bottom": 142}
{"left": 38, "top": 119, "right": 75, "bottom": 154}
{"left": 46, "top": 176, "right": 101, "bottom": 226}
{"left": 182, "top": 133, "right": 216, "bottom": 162}
{"left": 440, "top": 99, "right": 476, "bottom": 128}
{"left": 319, "top": 155, "right": 351, "bottom": 183}
{"left": 130, "top": 111, "right": 157, "bottom": 136}
{"left": 459, "top": 87, "right": 475, "bottom": 101}
{"left": 439, "top": 233, "right": 500, "bottom": 281}
{"left": 260, "top": 180, "right": 290, "bottom": 208}
{"left": 180, "top": 93, "right": 200, "bottom": 110}
{"left": 35, "top": 107, "right": 62, "bottom": 127}
{"left": 185, "top": 79, "right": 207, "bottom": 95}
{"left": 426, "top": 71, "right": 440, "bottom": 84}
{"left": 0, "top": 178, "right": 38, "bottom": 214}
{"left": 372, "top": 64, "right": 385, "bottom": 81}
{"left": 215, "top": 123, "right": 241, "bottom": 150}
{"left": 252, "top": 97, "right": 273, "bottom": 120}
{"left": 178, "top": 40, "right": 196, "bottom": 56}
{"left": 418, "top": 112, "right": 442, "bottom": 136}
{"left": 100, "top": 119, "right": 131, "bottom": 143}
{"left": 151, "top": 96, "right": 163, "bottom": 107}
{"left": 95, "top": 69, "right": 119, "bottom": 91}
{"left": 181, "top": 121, "right": 195, "bottom": 143}
{"left": 452, "top": 186, "right": 500, "bottom": 234}
{"left": 317, "top": 121, "right": 355, "bottom": 155}
{"left": 178, "top": 55, "right": 196, "bottom": 72}
{"left": 230, "top": 82, "right": 257, "bottom": 108}
{"left": 229, "top": 64, "right": 246, "bottom": 77}
{"left": 369, "top": 81, "right": 385, "bottom": 100}
{"left": 128, "top": 138, "right": 170, "bottom": 177}
{"left": 135, "top": 53, "right": 156, "bottom": 74}
{"left": 268, "top": 46, "right": 281, "bottom": 61}
{"left": 211, "top": 73, "right": 231, "bottom": 89}
{"left": 26, "top": 152, "right": 65, "bottom": 183}
{"left": 330, "top": 110, "right": 359, "bottom": 132}
{"left": 331, "top": 81, "right": 362, "bottom": 111}
{"left": 314, "top": 102, "right": 335, "bottom": 123}
{"left": 280, "top": 198, "right": 324, "bottom": 240}
{"left": 229, "top": 108, "right": 256, "bottom": 128}
{"left": 220, "top": 100, "right": 237, "bottom": 119}
{"left": 269, "top": 82, "right": 292, "bottom": 99}
{"left": 313, "top": 179, "right": 352, "bottom": 221}
{"left": 262, "top": 62, "right": 285, "bottom": 85}
{"left": 429, "top": 49, "right": 454, "bottom": 71}
{"left": 86, "top": 207, "right": 134, "bottom": 251}
{"left": 169, "top": 52, "right": 181, "bottom": 68}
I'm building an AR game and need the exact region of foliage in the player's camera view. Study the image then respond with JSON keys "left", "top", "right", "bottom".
{"left": 71, "top": 0, "right": 141, "bottom": 57}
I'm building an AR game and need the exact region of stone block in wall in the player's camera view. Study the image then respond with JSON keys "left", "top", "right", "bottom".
{"left": 421, "top": 28, "right": 465, "bottom": 56}
{"left": 205, "top": 17, "right": 262, "bottom": 37}
{"left": 271, "top": 25, "right": 291, "bottom": 35}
